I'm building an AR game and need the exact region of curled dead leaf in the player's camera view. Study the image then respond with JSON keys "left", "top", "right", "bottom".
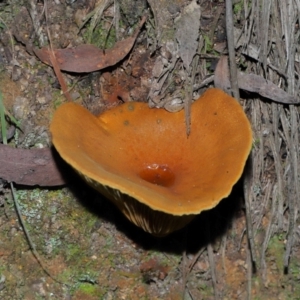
{"left": 214, "top": 56, "right": 299, "bottom": 104}
{"left": 175, "top": 0, "right": 201, "bottom": 70}
{"left": 34, "top": 16, "right": 147, "bottom": 73}
{"left": 0, "top": 144, "right": 69, "bottom": 186}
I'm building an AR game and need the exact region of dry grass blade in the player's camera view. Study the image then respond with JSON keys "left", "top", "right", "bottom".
{"left": 283, "top": 106, "right": 299, "bottom": 272}
{"left": 270, "top": 104, "right": 284, "bottom": 229}
{"left": 225, "top": 0, "right": 239, "bottom": 99}
{"left": 260, "top": 184, "right": 278, "bottom": 279}
{"left": 246, "top": 245, "right": 252, "bottom": 300}
{"left": 86, "top": 0, "right": 113, "bottom": 42}
{"left": 258, "top": 0, "right": 271, "bottom": 70}
{"left": 243, "top": 160, "right": 257, "bottom": 272}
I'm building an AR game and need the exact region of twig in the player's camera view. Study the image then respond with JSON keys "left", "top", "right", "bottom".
{"left": 187, "top": 248, "right": 205, "bottom": 274}
{"left": 260, "top": 184, "right": 277, "bottom": 280}
{"left": 225, "top": 0, "right": 240, "bottom": 99}
{"left": 193, "top": 75, "right": 214, "bottom": 92}
{"left": 221, "top": 233, "right": 227, "bottom": 275}
{"left": 283, "top": 106, "right": 298, "bottom": 273}
{"left": 48, "top": 51, "right": 73, "bottom": 102}
{"left": 184, "top": 55, "right": 199, "bottom": 136}
{"left": 270, "top": 103, "right": 284, "bottom": 229}
{"left": 243, "top": 158, "right": 257, "bottom": 273}
{"left": 246, "top": 243, "right": 252, "bottom": 300}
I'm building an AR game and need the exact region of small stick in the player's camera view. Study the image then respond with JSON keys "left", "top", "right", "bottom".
{"left": 246, "top": 244, "right": 252, "bottom": 300}
{"left": 48, "top": 50, "right": 73, "bottom": 102}
{"left": 243, "top": 161, "right": 257, "bottom": 273}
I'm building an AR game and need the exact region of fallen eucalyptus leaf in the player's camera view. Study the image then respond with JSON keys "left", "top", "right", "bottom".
{"left": 0, "top": 144, "right": 69, "bottom": 186}
{"left": 238, "top": 73, "right": 298, "bottom": 104}
{"left": 213, "top": 56, "right": 231, "bottom": 93}
{"left": 214, "top": 56, "right": 299, "bottom": 104}
{"left": 34, "top": 16, "right": 146, "bottom": 73}
{"left": 175, "top": 0, "right": 201, "bottom": 70}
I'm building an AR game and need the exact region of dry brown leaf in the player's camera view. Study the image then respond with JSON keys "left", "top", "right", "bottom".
{"left": 175, "top": 0, "right": 201, "bottom": 70}
{"left": 0, "top": 144, "right": 69, "bottom": 186}
{"left": 238, "top": 73, "right": 298, "bottom": 104}
{"left": 214, "top": 56, "right": 299, "bottom": 104}
{"left": 213, "top": 56, "right": 231, "bottom": 93}
{"left": 34, "top": 16, "right": 146, "bottom": 73}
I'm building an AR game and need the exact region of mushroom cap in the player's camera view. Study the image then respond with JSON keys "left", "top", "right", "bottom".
{"left": 50, "top": 88, "right": 252, "bottom": 235}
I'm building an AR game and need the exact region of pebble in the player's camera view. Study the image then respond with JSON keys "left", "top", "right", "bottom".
{"left": 13, "top": 96, "right": 29, "bottom": 119}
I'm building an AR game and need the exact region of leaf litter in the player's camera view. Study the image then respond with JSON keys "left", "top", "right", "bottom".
{"left": 0, "top": 0, "right": 300, "bottom": 299}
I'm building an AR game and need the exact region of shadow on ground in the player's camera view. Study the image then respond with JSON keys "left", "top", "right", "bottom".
{"left": 68, "top": 172, "right": 244, "bottom": 255}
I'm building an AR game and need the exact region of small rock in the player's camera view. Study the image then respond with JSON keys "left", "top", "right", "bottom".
{"left": 19, "top": 78, "right": 29, "bottom": 91}
{"left": 13, "top": 96, "right": 29, "bottom": 119}
{"left": 0, "top": 274, "right": 6, "bottom": 291}
{"left": 164, "top": 98, "right": 183, "bottom": 112}
{"left": 31, "top": 279, "right": 47, "bottom": 297}
{"left": 11, "top": 67, "right": 22, "bottom": 81}
{"left": 37, "top": 96, "right": 46, "bottom": 104}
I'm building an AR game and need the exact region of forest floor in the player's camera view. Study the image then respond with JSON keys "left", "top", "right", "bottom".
{"left": 0, "top": 0, "right": 300, "bottom": 299}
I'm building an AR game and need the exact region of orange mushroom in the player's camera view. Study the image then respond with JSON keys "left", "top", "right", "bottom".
{"left": 50, "top": 88, "right": 252, "bottom": 236}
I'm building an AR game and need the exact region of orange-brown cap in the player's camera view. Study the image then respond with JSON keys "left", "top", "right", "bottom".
{"left": 50, "top": 88, "right": 252, "bottom": 236}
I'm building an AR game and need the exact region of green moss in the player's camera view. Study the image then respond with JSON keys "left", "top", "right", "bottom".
{"left": 78, "top": 282, "right": 98, "bottom": 294}
{"left": 233, "top": 1, "right": 243, "bottom": 14}
{"left": 65, "top": 243, "right": 82, "bottom": 262}
{"left": 84, "top": 21, "right": 117, "bottom": 49}
{"left": 52, "top": 91, "right": 65, "bottom": 110}
{"left": 198, "top": 283, "right": 214, "bottom": 297}
{"left": 57, "top": 268, "right": 75, "bottom": 283}
{"left": 288, "top": 259, "right": 300, "bottom": 297}
{"left": 202, "top": 35, "right": 215, "bottom": 54}
{"left": 267, "top": 234, "right": 285, "bottom": 271}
